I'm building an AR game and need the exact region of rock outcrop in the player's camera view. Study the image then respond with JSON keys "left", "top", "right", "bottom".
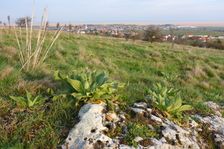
{"left": 62, "top": 104, "right": 118, "bottom": 149}
{"left": 63, "top": 101, "right": 224, "bottom": 149}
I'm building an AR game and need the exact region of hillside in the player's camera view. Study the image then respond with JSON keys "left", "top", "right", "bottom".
{"left": 0, "top": 31, "right": 224, "bottom": 148}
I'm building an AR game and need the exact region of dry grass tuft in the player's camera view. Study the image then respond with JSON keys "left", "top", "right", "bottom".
{"left": 0, "top": 46, "right": 17, "bottom": 58}
{"left": 78, "top": 46, "right": 88, "bottom": 60}
{"left": 0, "top": 66, "right": 14, "bottom": 80}
{"left": 190, "top": 65, "right": 207, "bottom": 78}
{"left": 79, "top": 47, "right": 105, "bottom": 66}
{"left": 203, "top": 65, "right": 219, "bottom": 79}
{"left": 220, "top": 81, "right": 224, "bottom": 87}
{"left": 55, "top": 51, "right": 66, "bottom": 62}
{"left": 14, "top": 8, "right": 63, "bottom": 71}
{"left": 199, "top": 81, "right": 210, "bottom": 90}
{"left": 17, "top": 77, "right": 56, "bottom": 95}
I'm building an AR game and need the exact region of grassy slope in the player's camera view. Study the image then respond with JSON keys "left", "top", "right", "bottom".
{"left": 0, "top": 31, "right": 224, "bottom": 148}
{"left": 51, "top": 34, "right": 224, "bottom": 104}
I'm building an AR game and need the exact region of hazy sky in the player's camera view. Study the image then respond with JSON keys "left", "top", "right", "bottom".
{"left": 1, "top": 0, "right": 224, "bottom": 24}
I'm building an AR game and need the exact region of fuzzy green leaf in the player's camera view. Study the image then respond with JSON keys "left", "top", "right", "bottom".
{"left": 178, "top": 105, "right": 193, "bottom": 112}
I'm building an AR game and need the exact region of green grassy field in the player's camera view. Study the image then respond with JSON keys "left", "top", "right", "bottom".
{"left": 0, "top": 30, "right": 224, "bottom": 148}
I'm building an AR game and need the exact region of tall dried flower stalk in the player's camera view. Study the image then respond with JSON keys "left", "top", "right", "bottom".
{"left": 14, "top": 8, "right": 63, "bottom": 71}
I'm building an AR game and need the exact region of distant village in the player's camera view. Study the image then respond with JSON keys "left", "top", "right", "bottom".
{"left": 59, "top": 24, "right": 224, "bottom": 43}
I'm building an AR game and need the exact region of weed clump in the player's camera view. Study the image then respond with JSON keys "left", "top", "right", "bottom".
{"left": 123, "top": 122, "right": 158, "bottom": 147}
{"left": 54, "top": 70, "right": 124, "bottom": 107}
{"left": 146, "top": 83, "right": 192, "bottom": 121}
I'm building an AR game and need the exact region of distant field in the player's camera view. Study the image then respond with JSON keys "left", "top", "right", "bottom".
{"left": 0, "top": 30, "right": 224, "bottom": 148}
{"left": 162, "top": 27, "right": 224, "bottom": 36}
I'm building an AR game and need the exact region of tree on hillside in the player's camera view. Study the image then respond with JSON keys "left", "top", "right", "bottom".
{"left": 68, "top": 24, "right": 73, "bottom": 31}
{"left": 124, "top": 33, "right": 131, "bottom": 41}
{"left": 207, "top": 39, "right": 224, "bottom": 50}
{"left": 169, "top": 27, "right": 175, "bottom": 48}
{"left": 7, "top": 15, "right": 11, "bottom": 28}
{"left": 56, "top": 22, "right": 60, "bottom": 29}
{"left": 143, "top": 26, "right": 161, "bottom": 43}
{"left": 15, "top": 17, "right": 32, "bottom": 27}
{"left": 130, "top": 31, "right": 140, "bottom": 42}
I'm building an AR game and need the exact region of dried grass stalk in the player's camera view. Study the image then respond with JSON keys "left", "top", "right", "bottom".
{"left": 14, "top": 8, "right": 63, "bottom": 71}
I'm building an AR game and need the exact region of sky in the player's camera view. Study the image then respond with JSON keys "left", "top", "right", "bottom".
{"left": 0, "top": 0, "right": 224, "bottom": 24}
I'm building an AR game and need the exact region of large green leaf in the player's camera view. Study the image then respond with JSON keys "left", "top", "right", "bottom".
{"left": 167, "top": 97, "right": 182, "bottom": 112}
{"left": 54, "top": 71, "right": 66, "bottom": 80}
{"left": 66, "top": 78, "right": 83, "bottom": 93}
{"left": 96, "top": 72, "right": 107, "bottom": 86}
{"left": 26, "top": 91, "right": 32, "bottom": 101}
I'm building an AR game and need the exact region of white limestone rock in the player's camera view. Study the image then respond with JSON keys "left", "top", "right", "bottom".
{"left": 204, "top": 101, "right": 222, "bottom": 116}
{"left": 147, "top": 144, "right": 180, "bottom": 149}
{"left": 204, "top": 101, "right": 221, "bottom": 111}
{"left": 150, "top": 115, "right": 162, "bottom": 123}
{"left": 62, "top": 104, "right": 117, "bottom": 149}
{"left": 134, "top": 136, "right": 143, "bottom": 142}
{"left": 161, "top": 119, "right": 200, "bottom": 149}
{"left": 133, "top": 102, "right": 148, "bottom": 109}
{"left": 119, "top": 144, "right": 135, "bottom": 149}
{"left": 106, "top": 112, "right": 120, "bottom": 122}
{"left": 196, "top": 115, "right": 224, "bottom": 148}
{"left": 146, "top": 108, "right": 152, "bottom": 113}
{"left": 131, "top": 107, "right": 145, "bottom": 115}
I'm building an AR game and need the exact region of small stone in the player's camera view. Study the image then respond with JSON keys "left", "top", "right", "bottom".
{"left": 204, "top": 101, "right": 222, "bottom": 116}
{"left": 159, "top": 137, "right": 167, "bottom": 143}
{"left": 197, "top": 128, "right": 202, "bottom": 132}
{"left": 151, "top": 115, "right": 162, "bottom": 123}
{"left": 133, "top": 102, "right": 148, "bottom": 109}
{"left": 148, "top": 124, "right": 155, "bottom": 130}
{"left": 148, "top": 144, "right": 179, "bottom": 149}
{"left": 105, "top": 112, "right": 120, "bottom": 122}
{"left": 122, "top": 125, "right": 128, "bottom": 134}
{"left": 131, "top": 107, "right": 145, "bottom": 115}
{"left": 150, "top": 138, "right": 162, "bottom": 145}
{"left": 204, "top": 101, "right": 220, "bottom": 111}
{"left": 189, "top": 119, "right": 198, "bottom": 128}
{"left": 146, "top": 108, "right": 152, "bottom": 113}
{"left": 134, "top": 136, "right": 143, "bottom": 142}
{"left": 119, "top": 144, "right": 135, "bottom": 149}
{"left": 119, "top": 114, "right": 126, "bottom": 121}
{"left": 215, "top": 111, "right": 222, "bottom": 117}
{"left": 162, "top": 127, "right": 177, "bottom": 141}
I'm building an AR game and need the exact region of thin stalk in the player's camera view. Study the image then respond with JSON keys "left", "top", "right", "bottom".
{"left": 14, "top": 8, "right": 62, "bottom": 71}
{"left": 41, "top": 27, "right": 63, "bottom": 64}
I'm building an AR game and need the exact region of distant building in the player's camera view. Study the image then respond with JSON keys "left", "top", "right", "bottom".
{"left": 77, "top": 29, "right": 86, "bottom": 34}
{"left": 186, "top": 35, "right": 209, "bottom": 42}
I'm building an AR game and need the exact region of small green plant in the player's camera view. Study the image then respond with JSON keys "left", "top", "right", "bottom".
{"left": 55, "top": 70, "right": 124, "bottom": 106}
{"left": 10, "top": 91, "right": 46, "bottom": 109}
{"left": 123, "top": 122, "right": 158, "bottom": 147}
{"left": 146, "top": 83, "right": 192, "bottom": 119}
